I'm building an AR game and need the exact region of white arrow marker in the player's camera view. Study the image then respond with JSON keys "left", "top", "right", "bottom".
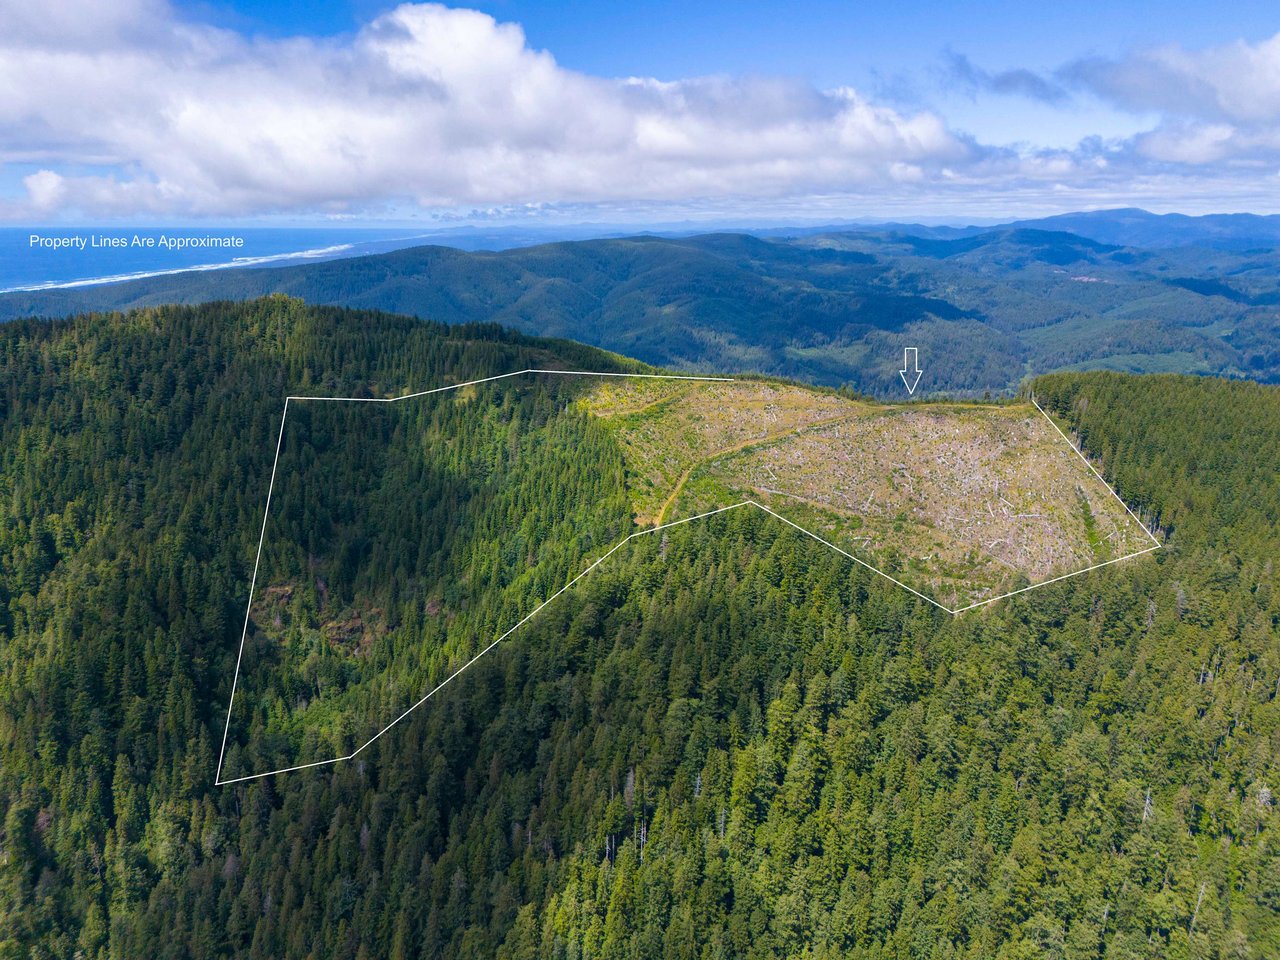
{"left": 900, "top": 346, "right": 922, "bottom": 395}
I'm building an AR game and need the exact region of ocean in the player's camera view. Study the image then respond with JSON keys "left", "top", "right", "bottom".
{"left": 0, "top": 227, "right": 444, "bottom": 293}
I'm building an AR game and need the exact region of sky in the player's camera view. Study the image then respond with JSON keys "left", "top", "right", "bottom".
{"left": 2, "top": 0, "right": 1279, "bottom": 224}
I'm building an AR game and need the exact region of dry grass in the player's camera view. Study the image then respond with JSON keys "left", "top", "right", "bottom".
{"left": 582, "top": 379, "right": 1152, "bottom": 608}
{"left": 579, "top": 379, "right": 865, "bottom": 522}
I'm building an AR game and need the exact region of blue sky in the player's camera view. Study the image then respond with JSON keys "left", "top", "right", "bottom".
{"left": 190, "top": 1, "right": 1277, "bottom": 75}
{"left": 188, "top": 0, "right": 1278, "bottom": 147}
{"left": 3, "top": 1, "right": 1279, "bottom": 223}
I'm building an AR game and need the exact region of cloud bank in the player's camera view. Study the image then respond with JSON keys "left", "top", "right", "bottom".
{"left": 1, "top": 2, "right": 1278, "bottom": 219}
{"left": 1063, "top": 34, "right": 1280, "bottom": 166}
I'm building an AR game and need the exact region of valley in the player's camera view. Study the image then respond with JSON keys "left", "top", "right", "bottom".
{"left": 4, "top": 226, "right": 1278, "bottom": 397}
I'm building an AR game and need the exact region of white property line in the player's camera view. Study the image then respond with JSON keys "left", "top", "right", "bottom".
{"left": 749, "top": 501, "right": 952, "bottom": 613}
{"left": 945, "top": 396, "right": 1163, "bottom": 613}
{"left": 218, "top": 501, "right": 752, "bottom": 784}
{"left": 216, "top": 368, "right": 734, "bottom": 785}
{"left": 216, "top": 375, "right": 1161, "bottom": 784}
{"left": 283, "top": 369, "right": 736, "bottom": 403}
{"left": 1029, "top": 395, "right": 1162, "bottom": 549}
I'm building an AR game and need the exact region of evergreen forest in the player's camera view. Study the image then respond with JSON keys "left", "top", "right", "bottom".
{"left": 1, "top": 297, "right": 1278, "bottom": 958}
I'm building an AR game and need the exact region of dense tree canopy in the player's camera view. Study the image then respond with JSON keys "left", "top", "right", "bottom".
{"left": 0, "top": 299, "right": 1277, "bottom": 958}
{"left": 5, "top": 229, "right": 1280, "bottom": 395}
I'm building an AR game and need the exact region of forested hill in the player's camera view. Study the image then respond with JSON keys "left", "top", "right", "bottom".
{"left": 822, "top": 208, "right": 1280, "bottom": 251}
{"left": 4, "top": 228, "right": 1280, "bottom": 396}
{"left": 2, "top": 298, "right": 1278, "bottom": 958}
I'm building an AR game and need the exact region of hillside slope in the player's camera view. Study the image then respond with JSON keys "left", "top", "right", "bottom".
{"left": 818, "top": 208, "right": 1280, "bottom": 251}
{"left": 1, "top": 299, "right": 1277, "bottom": 958}
{"left": 3, "top": 230, "right": 1278, "bottom": 396}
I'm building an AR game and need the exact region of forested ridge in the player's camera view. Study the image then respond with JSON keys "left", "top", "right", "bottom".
{"left": 5, "top": 227, "right": 1280, "bottom": 396}
{"left": 1, "top": 298, "right": 1278, "bottom": 958}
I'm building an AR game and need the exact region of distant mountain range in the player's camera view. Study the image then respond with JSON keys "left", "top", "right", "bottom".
{"left": 385, "top": 208, "right": 1280, "bottom": 253}
{"left": 3, "top": 221, "right": 1278, "bottom": 396}
{"left": 421, "top": 207, "right": 1280, "bottom": 252}
{"left": 825, "top": 208, "right": 1280, "bottom": 252}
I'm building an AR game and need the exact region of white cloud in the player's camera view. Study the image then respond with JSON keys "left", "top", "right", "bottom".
{"left": 0, "top": 2, "right": 970, "bottom": 218}
{"left": 1, "top": 3, "right": 1278, "bottom": 219}
{"left": 1066, "top": 34, "right": 1280, "bottom": 126}
{"left": 1061, "top": 33, "right": 1280, "bottom": 168}
{"left": 22, "top": 171, "right": 67, "bottom": 212}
